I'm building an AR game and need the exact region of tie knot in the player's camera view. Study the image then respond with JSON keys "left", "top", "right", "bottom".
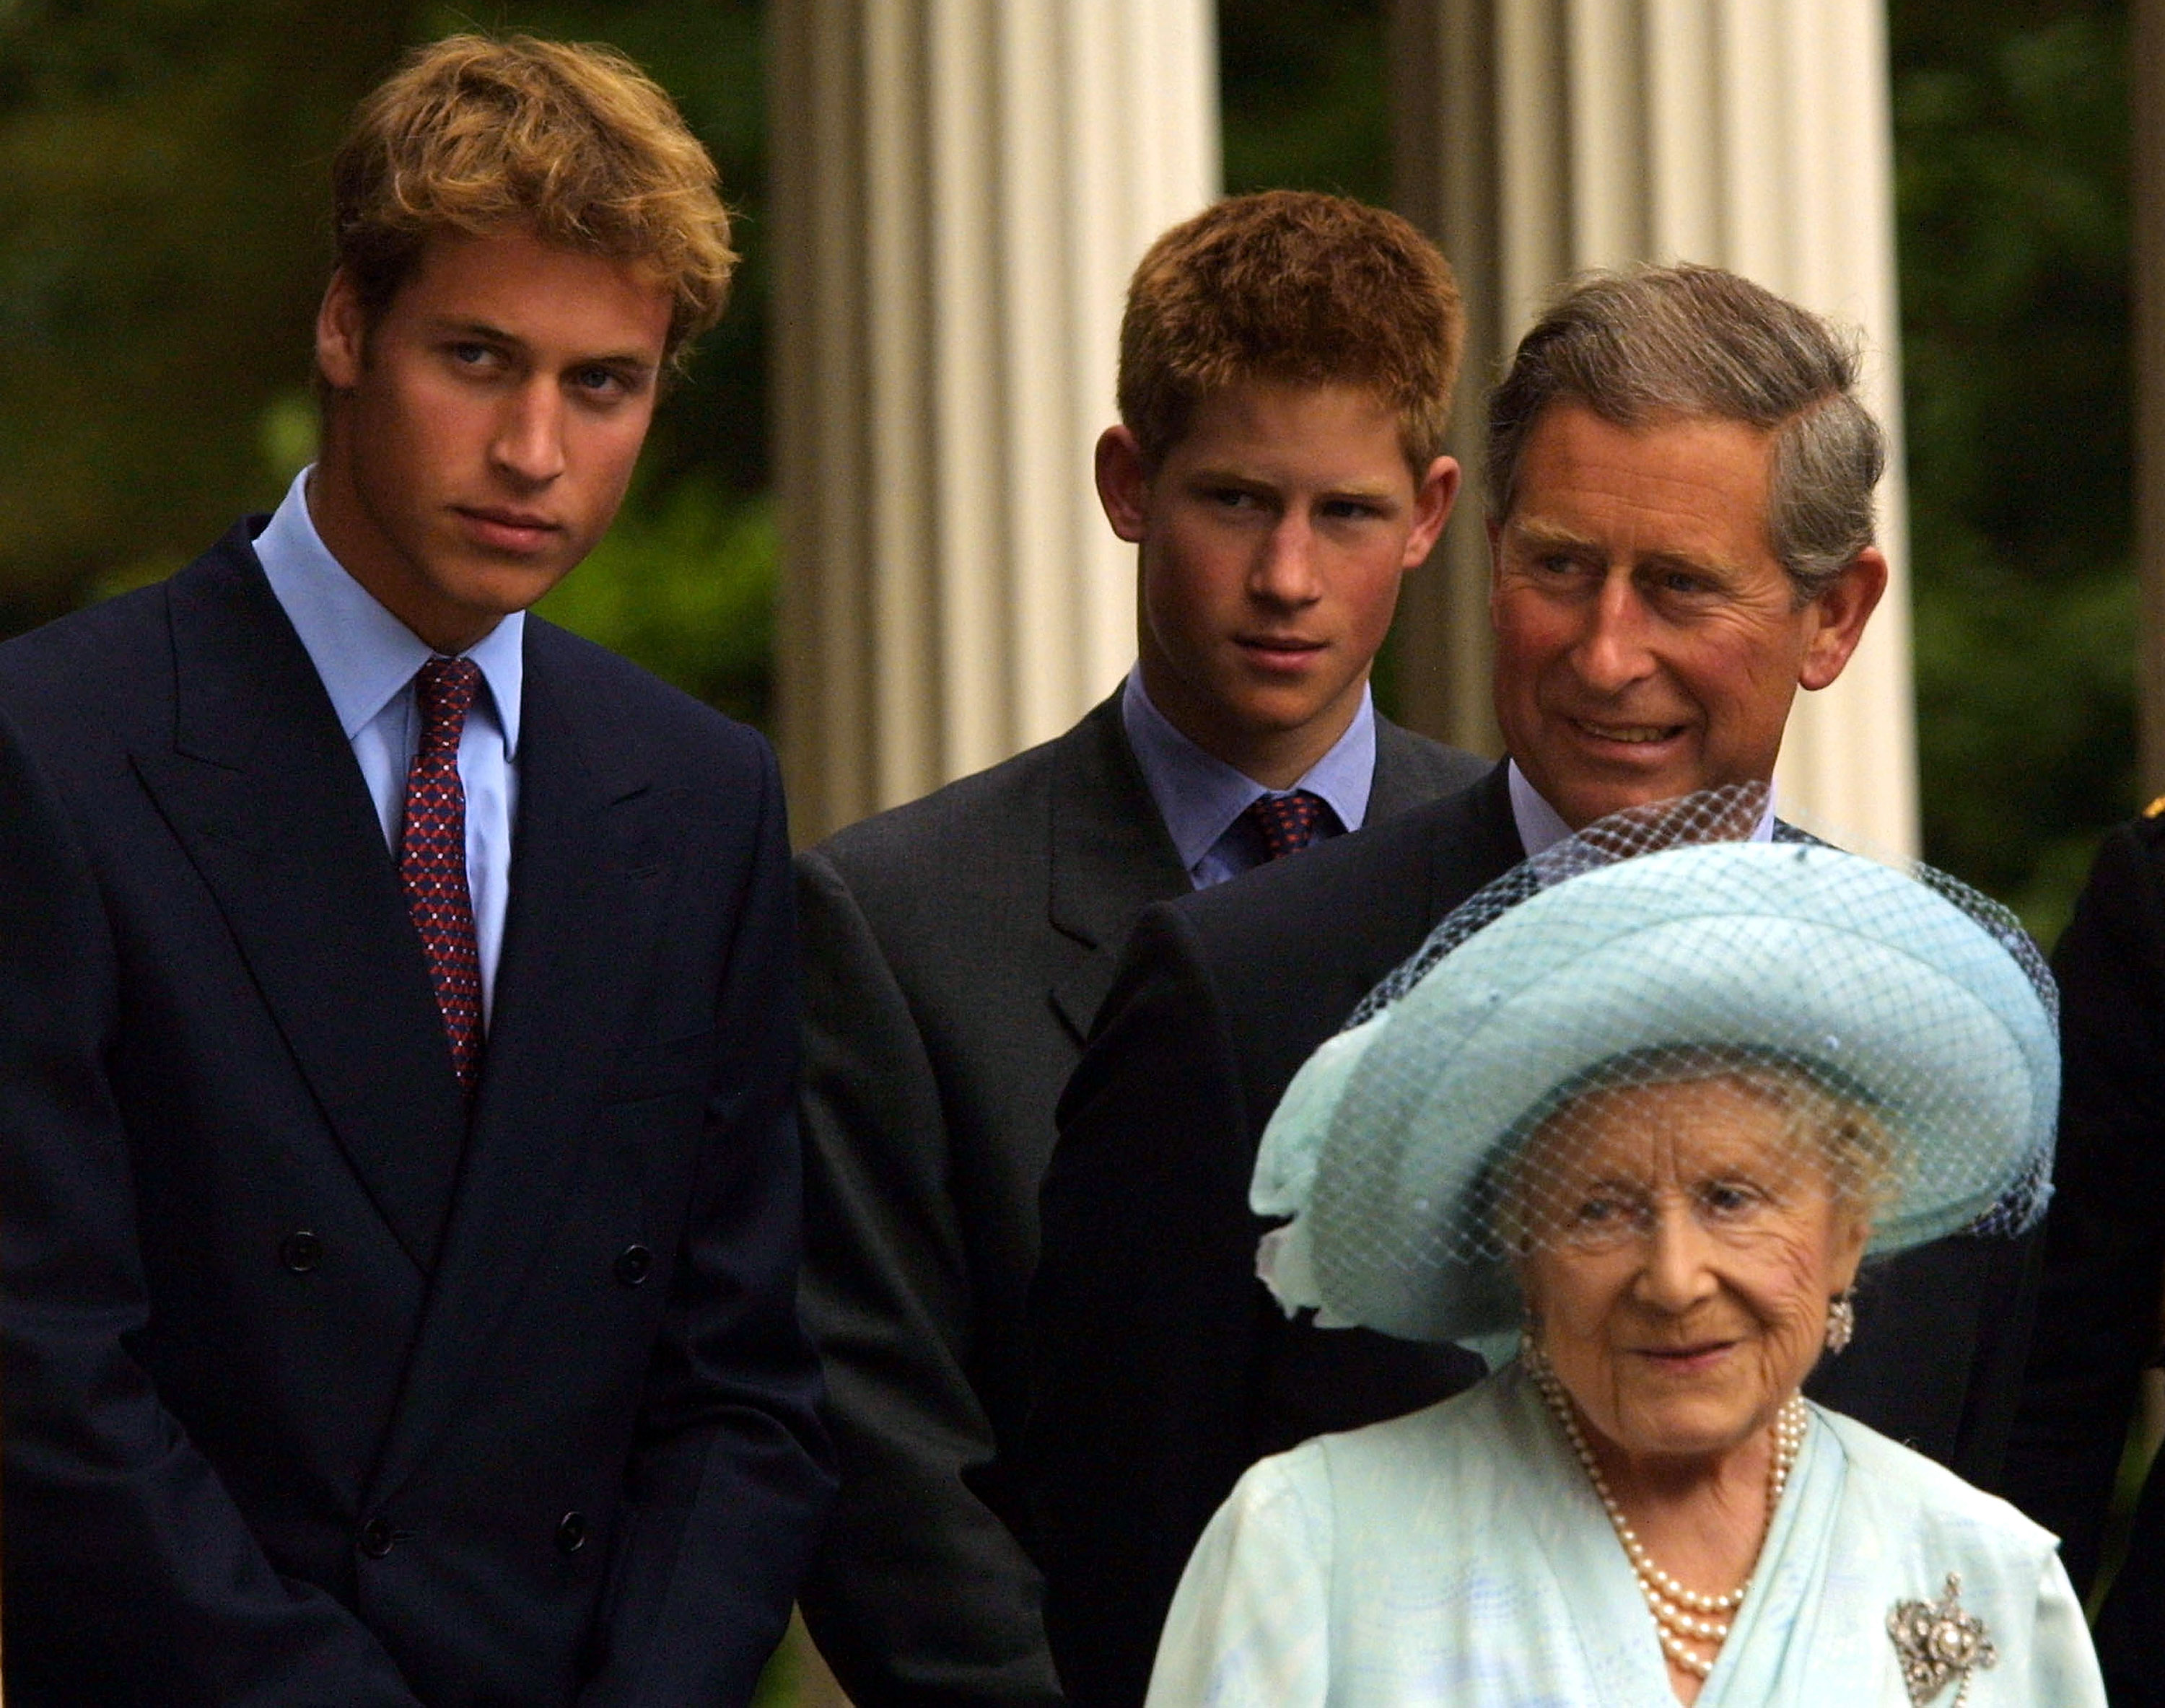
{"left": 1241, "top": 789, "right": 1337, "bottom": 863}
{"left": 415, "top": 656, "right": 482, "bottom": 744}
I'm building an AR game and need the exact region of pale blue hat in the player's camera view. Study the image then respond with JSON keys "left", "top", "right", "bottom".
{"left": 1251, "top": 834, "right": 2058, "bottom": 1345}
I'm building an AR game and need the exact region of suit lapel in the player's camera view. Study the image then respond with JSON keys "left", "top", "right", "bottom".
{"left": 367, "top": 630, "right": 683, "bottom": 1502}
{"left": 1046, "top": 692, "right": 1193, "bottom": 1043}
{"left": 1425, "top": 761, "right": 1526, "bottom": 930}
{"left": 132, "top": 534, "right": 467, "bottom": 1274}
{"left": 1367, "top": 716, "right": 1456, "bottom": 822}
{"left": 1366, "top": 720, "right": 1430, "bottom": 823}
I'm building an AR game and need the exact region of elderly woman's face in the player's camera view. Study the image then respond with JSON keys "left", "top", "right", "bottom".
{"left": 1518, "top": 1074, "right": 1869, "bottom": 1466}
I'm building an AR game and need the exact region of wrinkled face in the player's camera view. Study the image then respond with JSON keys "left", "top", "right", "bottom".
{"left": 1516, "top": 1074, "right": 1868, "bottom": 1469}
{"left": 311, "top": 228, "right": 673, "bottom": 654}
{"left": 1489, "top": 403, "right": 1881, "bottom": 831}
{"left": 1101, "top": 379, "right": 1456, "bottom": 783}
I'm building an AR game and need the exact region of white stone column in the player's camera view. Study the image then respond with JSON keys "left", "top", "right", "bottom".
{"left": 769, "top": 1, "right": 1219, "bottom": 841}
{"left": 1390, "top": 0, "right": 1919, "bottom": 856}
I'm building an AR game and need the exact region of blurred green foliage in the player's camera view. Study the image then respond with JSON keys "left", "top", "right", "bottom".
{"left": 1892, "top": 0, "right": 2132, "bottom": 947}
{"left": 534, "top": 478, "right": 774, "bottom": 725}
{"left": 1220, "top": 0, "right": 1392, "bottom": 204}
{"left": 0, "top": 2, "right": 403, "bottom": 631}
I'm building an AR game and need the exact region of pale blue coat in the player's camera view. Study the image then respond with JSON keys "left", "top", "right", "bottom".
{"left": 1147, "top": 1364, "right": 2103, "bottom": 1707}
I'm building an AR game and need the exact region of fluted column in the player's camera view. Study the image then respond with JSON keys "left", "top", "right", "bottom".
{"left": 769, "top": 1, "right": 1219, "bottom": 841}
{"left": 1390, "top": 0, "right": 1918, "bottom": 856}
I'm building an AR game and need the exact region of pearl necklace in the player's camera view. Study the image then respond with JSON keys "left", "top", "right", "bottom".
{"left": 1529, "top": 1356, "right": 1808, "bottom": 1681}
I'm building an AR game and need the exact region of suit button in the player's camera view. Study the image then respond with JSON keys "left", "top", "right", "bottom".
{"left": 556, "top": 1511, "right": 587, "bottom": 1554}
{"left": 357, "top": 1517, "right": 394, "bottom": 1559}
{"left": 279, "top": 1231, "right": 323, "bottom": 1274}
{"left": 613, "top": 1244, "right": 652, "bottom": 1287}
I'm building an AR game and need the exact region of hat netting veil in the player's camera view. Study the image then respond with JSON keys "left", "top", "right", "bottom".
{"left": 1250, "top": 787, "right": 2060, "bottom": 1346}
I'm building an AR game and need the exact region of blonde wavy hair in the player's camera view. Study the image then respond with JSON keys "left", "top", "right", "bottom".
{"left": 331, "top": 33, "right": 735, "bottom": 368}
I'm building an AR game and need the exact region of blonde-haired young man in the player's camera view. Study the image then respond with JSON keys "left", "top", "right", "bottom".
{"left": 796, "top": 190, "right": 1484, "bottom": 1706}
{"left": 0, "top": 35, "right": 829, "bottom": 1706}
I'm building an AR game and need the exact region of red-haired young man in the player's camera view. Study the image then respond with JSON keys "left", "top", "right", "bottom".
{"left": 795, "top": 190, "right": 1485, "bottom": 1707}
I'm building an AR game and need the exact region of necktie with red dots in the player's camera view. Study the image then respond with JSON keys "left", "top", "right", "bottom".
{"left": 1238, "top": 788, "right": 1339, "bottom": 864}
{"left": 399, "top": 656, "right": 485, "bottom": 1091}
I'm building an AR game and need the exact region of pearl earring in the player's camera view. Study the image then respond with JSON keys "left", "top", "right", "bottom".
{"left": 1825, "top": 1289, "right": 1856, "bottom": 1354}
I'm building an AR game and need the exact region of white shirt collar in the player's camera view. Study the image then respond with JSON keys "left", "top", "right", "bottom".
{"left": 1505, "top": 758, "right": 1777, "bottom": 856}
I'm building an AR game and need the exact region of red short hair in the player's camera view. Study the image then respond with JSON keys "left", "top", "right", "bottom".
{"left": 1118, "top": 190, "right": 1464, "bottom": 474}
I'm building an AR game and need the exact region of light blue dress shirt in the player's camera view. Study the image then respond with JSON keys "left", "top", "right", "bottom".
{"left": 255, "top": 465, "right": 523, "bottom": 1024}
{"left": 1121, "top": 663, "right": 1376, "bottom": 889}
{"left": 1506, "top": 757, "right": 1775, "bottom": 855}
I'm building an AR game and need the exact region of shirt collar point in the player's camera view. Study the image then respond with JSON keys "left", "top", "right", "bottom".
{"left": 1124, "top": 667, "right": 1377, "bottom": 871}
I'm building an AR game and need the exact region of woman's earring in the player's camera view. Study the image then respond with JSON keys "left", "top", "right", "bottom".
{"left": 1825, "top": 1289, "right": 1856, "bottom": 1355}
{"left": 1518, "top": 1307, "right": 1548, "bottom": 1375}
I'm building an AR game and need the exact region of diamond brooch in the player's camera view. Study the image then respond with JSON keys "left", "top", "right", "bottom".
{"left": 1888, "top": 1572, "right": 1997, "bottom": 1706}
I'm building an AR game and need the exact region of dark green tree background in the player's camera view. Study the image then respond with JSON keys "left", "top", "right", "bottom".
{"left": 1894, "top": 1, "right": 2132, "bottom": 943}
{"left": 0, "top": 0, "right": 2135, "bottom": 945}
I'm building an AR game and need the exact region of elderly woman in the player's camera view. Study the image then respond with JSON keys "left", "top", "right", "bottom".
{"left": 1145, "top": 828, "right": 2103, "bottom": 1706}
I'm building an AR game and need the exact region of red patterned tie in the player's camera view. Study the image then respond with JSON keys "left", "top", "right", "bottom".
{"left": 1239, "top": 789, "right": 1338, "bottom": 863}
{"left": 400, "top": 657, "right": 484, "bottom": 1090}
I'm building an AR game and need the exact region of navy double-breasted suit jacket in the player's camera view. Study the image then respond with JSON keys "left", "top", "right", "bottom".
{"left": 0, "top": 524, "right": 833, "bottom": 1707}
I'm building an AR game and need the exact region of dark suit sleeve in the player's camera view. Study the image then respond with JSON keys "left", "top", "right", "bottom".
{"left": 792, "top": 849, "right": 1067, "bottom": 1706}
{"left": 1025, "top": 904, "right": 1269, "bottom": 1708}
{"left": 0, "top": 711, "right": 426, "bottom": 1706}
{"left": 2004, "top": 821, "right": 2165, "bottom": 1590}
{"left": 579, "top": 738, "right": 836, "bottom": 1708}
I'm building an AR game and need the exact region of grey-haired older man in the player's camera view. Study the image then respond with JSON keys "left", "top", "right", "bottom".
{"left": 1024, "top": 263, "right": 2037, "bottom": 1708}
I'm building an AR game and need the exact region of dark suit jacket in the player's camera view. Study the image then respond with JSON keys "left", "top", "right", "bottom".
{"left": 1026, "top": 763, "right": 2044, "bottom": 1708}
{"left": 793, "top": 690, "right": 1485, "bottom": 1706}
{"left": 0, "top": 525, "right": 833, "bottom": 1707}
{"left": 2003, "top": 815, "right": 2165, "bottom": 1702}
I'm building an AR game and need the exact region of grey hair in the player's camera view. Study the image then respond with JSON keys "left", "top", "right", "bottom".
{"left": 1485, "top": 1040, "right": 1906, "bottom": 1244}
{"left": 1485, "top": 263, "right": 1886, "bottom": 603}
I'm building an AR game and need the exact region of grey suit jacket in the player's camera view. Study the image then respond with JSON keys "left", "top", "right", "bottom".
{"left": 793, "top": 688, "right": 1485, "bottom": 1706}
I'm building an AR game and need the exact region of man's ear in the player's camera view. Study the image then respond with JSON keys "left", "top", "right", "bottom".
{"left": 1401, "top": 455, "right": 1461, "bottom": 568}
{"left": 1797, "top": 546, "right": 1889, "bottom": 692}
{"left": 315, "top": 269, "right": 366, "bottom": 394}
{"left": 1485, "top": 514, "right": 1507, "bottom": 624}
{"left": 1094, "top": 426, "right": 1151, "bottom": 544}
